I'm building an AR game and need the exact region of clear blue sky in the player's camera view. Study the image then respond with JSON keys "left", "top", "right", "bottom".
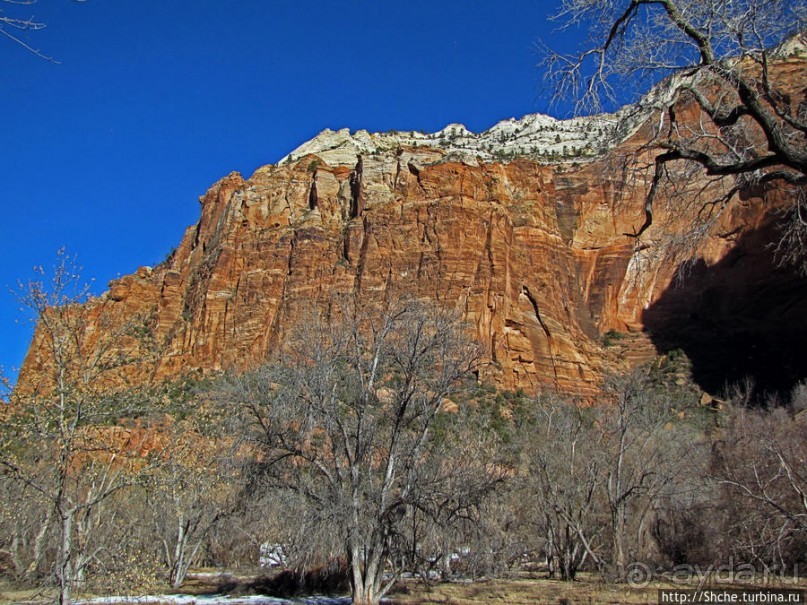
{"left": 1, "top": 0, "right": 586, "bottom": 383}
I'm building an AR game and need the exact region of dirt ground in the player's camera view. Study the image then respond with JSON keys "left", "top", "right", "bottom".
{"left": 1, "top": 572, "right": 805, "bottom": 604}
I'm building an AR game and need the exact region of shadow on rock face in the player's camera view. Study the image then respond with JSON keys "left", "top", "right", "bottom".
{"left": 642, "top": 220, "right": 807, "bottom": 405}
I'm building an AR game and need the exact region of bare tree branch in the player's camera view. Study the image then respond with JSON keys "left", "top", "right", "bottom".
{"left": 543, "top": 0, "right": 807, "bottom": 268}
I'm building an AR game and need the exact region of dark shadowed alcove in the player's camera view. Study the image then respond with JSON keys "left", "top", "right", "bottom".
{"left": 642, "top": 221, "right": 807, "bottom": 404}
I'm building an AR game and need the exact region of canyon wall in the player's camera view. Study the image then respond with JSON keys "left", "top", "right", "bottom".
{"left": 17, "top": 54, "right": 807, "bottom": 399}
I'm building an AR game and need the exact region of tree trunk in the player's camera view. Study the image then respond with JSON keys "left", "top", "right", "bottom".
{"left": 57, "top": 510, "right": 74, "bottom": 605}
{"left": 545, "top": 523, "right": 556, "bottom": 579}
{"left": 612, "top": 508, "right": 626, "bottom": 581}
{"left": 440, "top": 552, "right": 452, "bottom": 579}
{"left": 559, "top": 525, "right": 575, "bottom": 581}
{"left": 351, "top": 585, "right": 381, "bottom": 605}
{"left": 170, "top": 517, "right": 188, "bottom": 588}
{"left": 349, "top": 545, "right": 383, "bottom": 605}
{"left": 25, "top": 505, "right": 53, "bottom": 578}
{"left": 9, "top": 537, "right": 22, "bottom": 578}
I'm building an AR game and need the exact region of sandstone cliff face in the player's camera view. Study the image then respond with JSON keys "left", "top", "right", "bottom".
{"left": 17, "top": 54, "right": 807, "bottom": 398}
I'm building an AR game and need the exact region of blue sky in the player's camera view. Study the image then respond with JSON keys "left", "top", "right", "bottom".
{"left": 1, "top": 0, "right": 587, "bottom": 383}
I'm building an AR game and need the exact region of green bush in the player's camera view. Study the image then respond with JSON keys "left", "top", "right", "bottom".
{"left": 602, "top": 329, "right": 625, "bottom": 347}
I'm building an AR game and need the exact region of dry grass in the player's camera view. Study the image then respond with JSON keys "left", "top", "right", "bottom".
{"left": 0, "top": 581, "right": 54, "bottom": 605}
{"left": 388, "top": 575, "right": 652, "bottom": 605}
{"left": 386, "top": 573, "right": 807, "bottom": 605}
{"left": 2, "top": 572, "right": 805, "bottom": 604}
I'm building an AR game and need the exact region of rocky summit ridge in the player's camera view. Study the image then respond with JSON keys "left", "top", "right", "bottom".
{"left": 278, "top": 107, "right": 643, "bottom": 168}
{"left": 277, "top": 57, "right": 717, "bottom": 170}
{"left": 17, "top": 50, "right": 807, "bottom": 399}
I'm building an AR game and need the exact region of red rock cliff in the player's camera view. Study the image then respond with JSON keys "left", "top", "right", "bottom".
{"left": 17, "top": 53, "right": 807, "bottom": 398}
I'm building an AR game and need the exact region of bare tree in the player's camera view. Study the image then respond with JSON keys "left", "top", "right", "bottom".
{"left": 0, "top": 250, "right": 158, "bottom": 604}
{"left": 221, "top": 298, "right": 502, "bottom": 605}
{"left": 150, "top": 413, "right": 240, "bottom": 589}
{"left": 599, "top": 370, "right": 703, "bottom": 580}
{"left": 394, "top": 403, "right": 509, "bottom": 581}
{"left": 521, "top": 371, "right": 708, "bottom": 581}
{"left": 1, "top": 0, "right": 85, "bottom": 61}
{"left": 525, "top": 396, "right": 608, "bottom": 581}
{"left": 714, "top": 404, "right": 807, "bottom": 569}
{"left": 544, "top": 0, "right": 807, "bottom": 267}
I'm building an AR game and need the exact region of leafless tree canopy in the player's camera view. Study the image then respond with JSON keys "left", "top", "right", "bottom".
{"left": 148, "top": 414, "right": 241, "bottom": 590}
{"left": 526, "top": 397, "right": 607, "bottom": 581}
{"left": 220, "top": 298, "right": 503, "bottom": 605}
{"left": 515, "top": 368, "right": 707, "bottom": 582}
{"left": 714, "top": 404, "right": 807, "bottom": 567}
{"left": 0, "top": 251, "right": 159, "bottom": 604}
{"left": 544, "top": 0, "right": 807, "bottom": 265}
